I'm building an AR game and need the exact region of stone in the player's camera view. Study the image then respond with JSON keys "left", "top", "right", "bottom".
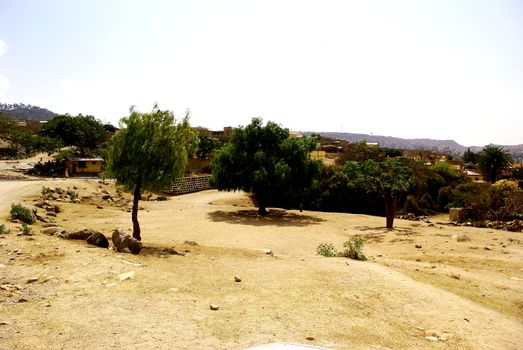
{"left": 484, "top": 246, "right": 492, "bottom": 251}
{"left": 457, "top": 234, "right": 471, "bottom": 242}
{"left": 425, "top": 336, "right": 438, "bottom": 341}
{"left": 118, "top": 271, "right": 135, "bottom": 281}
{"left": 46, "top": 212, "right": 57, "bottom": 217}
{"left": 63, "top": 229, "right": 102, "bottom": 240}
{"left": 41, "top": 227, "right": 66, "bottom": 236}
{"left": 415, "top": 244, "right": 422, "bottom": 249}
{"left": 54, "top": 204, "right": 63, "bottom": 213}
{"left": 34, "top": 200, "right": 47, "bottom": 208}
{"left": 86, "top": 232, "right": 109, "bottom": 248}
{"left": 42, "top": 222, "right": 59, "bottom": 228}
{"left": 96, "top": 205, "right": 103, "bottom": 209}
{"left": 0, "top": 321, "right": 11, "bottom": 326}
{"left": 234, "top": 276, "right": 242, "bottom": 283}
{"left": 26, "top": 277, "right": 39, "bottom": 284}
{"left": 17, "top": 298, "right": 28, "bottom": 303}
{"left": 305, "top": 337, "right": 315, "bottom": 341}
{"left": 209, "top": 304, "right": 219, "bottom": 310}
{"left": 101, "top": 194, "right": 112, "bottom": 200}
{"left": 112, "top": 229, "right": 142, "bottom": 254}
{"left": 263, "top": 249, "right": 274, "bottom": 256}
{"left": 184, "top": 240, "right": 199, "bottom": 246}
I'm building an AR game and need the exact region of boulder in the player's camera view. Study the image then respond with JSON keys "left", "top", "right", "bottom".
{"left": 86, "top": 232, "right": 109, "bottom": 248}
{"left": 112, "top": 229, "right": 142, "bottom": 254}
{"left": 41, "top": 227, "right": 66, "bottom": 236}
{"left": 63, "top": 228, "right": 102, "bottom": 240}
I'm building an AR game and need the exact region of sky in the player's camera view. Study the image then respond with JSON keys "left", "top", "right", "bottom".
{"left": 0, "top": 0, "right": 522, "bottom": 146}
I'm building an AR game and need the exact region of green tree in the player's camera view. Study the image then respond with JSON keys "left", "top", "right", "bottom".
{"left": 343, "top": 159, "right": 415, "bottom": 229}
{"left": 196, "top": 130, "right": 215, "bottom": 160}
{"left": 478, "top": 146, "right": 513, "bottom": 183}
{"left": 105, "top": 106, "right": 193, "bottom": 240}
{"left": 211, "top": 118, "right": 321, "bottom": 215}
{"left": 40, "top": 114, "right": 107, "bottom": 155}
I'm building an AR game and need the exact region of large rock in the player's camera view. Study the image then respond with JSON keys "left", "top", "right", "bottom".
{"left": 62, "top": 228, "right": 102, "bottom": 240}
{"left": 41, "top": 227, "right": 66, "bottom": 236}
{"left": 112, "top": 229, "right": 142, "bottom": 254}
{"left": 86, "top": 232, "right": 109, "bottom": 248}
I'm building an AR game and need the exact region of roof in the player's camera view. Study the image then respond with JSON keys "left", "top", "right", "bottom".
{"left": 66, "top": 157, "right": 103, "bottom": 162}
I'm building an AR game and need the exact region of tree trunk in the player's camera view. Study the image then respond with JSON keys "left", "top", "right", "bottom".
{"left": 384, "top": 193, "right": 396, "bottom": 229}
{"left": 258, "top": 204, "right": 267, "bottom": 216}
{"left": 132, "top": 175, "right": 142, "bottom": 241}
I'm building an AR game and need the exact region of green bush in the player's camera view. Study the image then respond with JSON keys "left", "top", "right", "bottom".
{"left": 340, "top": 237, "right": 367, "bottom": 261}
{"left": 10, "top": 203, "right": 35, "bottom": 224}
{"left": 0, "top": 224, "right": 8, "bottom": 235}
{"left": 67, "top": 188, "right": 78, "bottom": 201}
{"left": 20, "top": 223, "right": 32, "bottom": 235}
{"left": 316, "top": 242, "right": 337, "bottom": 257}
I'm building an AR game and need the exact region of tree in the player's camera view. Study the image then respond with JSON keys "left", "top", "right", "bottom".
{"left": 40, "top": 114, "right": 107, "bottom": 155}
{"left": 478, "top": 146, "right": 513, "bottom": 183}
{"left": 211, "top": 118, "right": 321, "bottom": 215}
{"left": 105, "top": 106, "right": 194, "bottom": 240}
{"left": 196, "top": 130, "right": 215, "bottom": 160}
{"left": 343, "top": 159, "right": 415, "bottom": 229}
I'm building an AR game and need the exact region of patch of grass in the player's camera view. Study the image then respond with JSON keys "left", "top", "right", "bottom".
{"left": 0, "top": 224, "right": 9, "bottom": 235}
{"left": 67, "top": 188, "right": 78, "bottom": 201}
{"left": 10, "top": 203, "right": 35, "bottom": 224}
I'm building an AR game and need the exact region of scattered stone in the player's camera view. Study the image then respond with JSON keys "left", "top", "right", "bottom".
{"left": 62, "top": 229, "right": 101, "bottom": 240}
{"left": 96, "top": 205, "right": 103, "bottom": 209}
{"left": 415, "top": 244, "right": 422, "bottom": 249}
{"left": 305, "top": 336, "right": 315, "bottom": 341}
{"left": 484, "top": 247, "right": 492, "bottom": 251}
{"left": 425, "top": 336, "right": 438, "bottom": 341}
{"left": 457, "top": 234, "right": 471, "bottom": 242}
{"left": 510, "top": 276, "right": 522, "bottom": 281}
{"left": 0, "top": 321, "right": 10, "bottom": 326}
{"left": 209, "top": 304, "right": 219, "bottom": 311}
{"left": 184, "top": 240, "right": 199, "bottom": 246}
{"left": 101, "top": 194, "right": 112, "bottom": 200}
{"left": 263, "top": 249, "right": 274, "bottom": 256}
{"left": 46, "top": 212, "right": 57, "bottom": 217}
{"left": 234, "top": 276, "right": 242, "bottom": 283}
{"left": 17, "top": 298, "right": 28, "bottom": 303}
{"left": 54, "top": 204, "right": 63, "bottom": 213}
{"left": 86, "top": 232, "right": 109, "bottom": 248}
{"left": 26, "top": 277, "right": 39, "bottom": 284}
{"left": 42, "top": 222, "right": 59, "bottom": 228}
{"left": 118, "top": 271, "right": 135, "bottom": 281}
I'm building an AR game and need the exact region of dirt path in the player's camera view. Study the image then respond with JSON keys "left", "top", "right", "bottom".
{"left": 0, "top": 179, "right": 522, "bottom": 349}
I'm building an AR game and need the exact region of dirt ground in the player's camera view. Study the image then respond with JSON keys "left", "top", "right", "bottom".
{"left": 0, "top": 176, "right": 522, "bottom": 350}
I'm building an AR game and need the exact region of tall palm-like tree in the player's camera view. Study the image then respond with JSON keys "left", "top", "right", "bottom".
{"left": 478, "top": 146, "right": 513, "bottom": 183}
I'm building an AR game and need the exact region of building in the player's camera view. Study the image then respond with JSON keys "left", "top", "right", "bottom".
{"left": 65, "top": 158, "right": 103, "bottom": 176}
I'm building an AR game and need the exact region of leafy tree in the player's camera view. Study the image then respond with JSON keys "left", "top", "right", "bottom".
{"left": 343, "top": 159, "right": 415, "bottom": 229}
{"left": 478, "top": 146, "right": 513, "bottom": 183}
{"left": 211, "top": 118, "right": 321, "bottom": 215}
{"left": 40, "top": 114, "right": 107, "bottom": 155}
{"left": 105, "top": 106, "right": 193, "bottom": 240}
{"left": 0, "top": 113, "right": 17, "bottom": 139}
{"left": 196, "top": 131, "right": 215, "bottom": 160}
{"left": 463, "top": 148, "right": 477, "bottom": 167}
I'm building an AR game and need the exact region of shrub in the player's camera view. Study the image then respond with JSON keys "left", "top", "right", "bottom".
{"left": 10, "top": 203, "right": 35, "bottom": 224}
{"left": 20, "top": 223, "right": 32, "bottom": 235}
{"left": 340, "top": 237, "right": 367, "bottom": 261}
{"left": 67, "top": 188, "right": 78, "bottom": 201}
{"left": 316, "top": 242, "right": 337, "bottom": 257}
{"left": 0, "top": 224, "right": 8, "bottom": 235}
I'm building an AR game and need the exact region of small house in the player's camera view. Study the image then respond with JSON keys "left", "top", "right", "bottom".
{"left": 65, "top": 158, "right": 103, "bottom": 176}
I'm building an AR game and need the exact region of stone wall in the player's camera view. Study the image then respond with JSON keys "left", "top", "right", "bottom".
{"left": 165, "top": 175, "right": 212, "bottom": 195}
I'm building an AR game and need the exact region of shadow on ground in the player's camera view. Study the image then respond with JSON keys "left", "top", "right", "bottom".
{"left": 207, "top": 209, "right": 324, "bottom": 227}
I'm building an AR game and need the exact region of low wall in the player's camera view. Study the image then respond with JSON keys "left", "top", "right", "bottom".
{"left": 165, "top": 175, "right": 212, "bottom": 195}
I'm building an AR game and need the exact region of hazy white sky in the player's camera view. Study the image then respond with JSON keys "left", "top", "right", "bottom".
{"left": 0, "top": 0, "right": 522, "bottom": 146}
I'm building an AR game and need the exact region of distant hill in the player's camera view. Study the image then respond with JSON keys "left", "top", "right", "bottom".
{"left": 306, "top": 131, "right": 523, "bottom": 162}
{"left": 0, "top": 103, "right": 57, "bottom": 121}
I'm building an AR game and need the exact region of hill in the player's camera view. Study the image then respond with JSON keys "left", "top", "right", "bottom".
{"left": 0, "top": 102, "right": 57, "bottom": 121}
{"left": 307, "top": 131, "right": 523, "bottom": 161}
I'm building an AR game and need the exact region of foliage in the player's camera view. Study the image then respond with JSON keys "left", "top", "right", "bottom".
{"left": 316, "top": 242, "right": 337, "bottom": 257}
{"left": 0, "top": 224, "right": 8, "bottom": 235}
{"left": 340, "top": 237, "right": 367, "bottom": 260}
{"left": 196, "top": 131, "right": 215, "bottom": 160}
{"left": 20, "top": 223, "right": 33, "bottom": 235}
{"left": 10, "top": 203, "right": 35, "bottom": 224}
{"left": 478, "top": 146, "right": 513, "bottom": 183}
{"left": 316, "top": 238, "right": 367, "bottom": 260}
{"left": 463, "top": 148, "right": 478, "bottom": 168}
{"left": 105, "top": 105, "right": 194, "bottom": 240}
{"left": 67, "top": 188, "right": 78, "bottom": 201}
{"left": 40, "top": 114, "right": 108, "bottom": 155}
{"left": 211, "top": 118, "right": 321, "bottom": 215}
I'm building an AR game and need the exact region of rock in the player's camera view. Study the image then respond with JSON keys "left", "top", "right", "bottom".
{"left": 184, "top": 240, "right": 199, "bottom": 246}
{"left": 51, "top": 193, "right": 60, "bottom": 200}
{"left": 34, "top": 200, "right": 47, "bottom": 208}
{"left": 484, "top": 246, "right": 492, "bottom": 251}
{"left": 112, "top": 229, "right": 142, "bottom": 254}
{"left": 41, "top": 227, "right": 66, "bottom": 236}
{"left": 54, "top": 204, "right": 63, "bottom": 213}
{"left": 0, "top": 321, "right": 11, "bottom": 326}
{"left": 234, "top": 276, "right": 242, "bottom": 283}
{"left": 101, "top": 194, "right": 112, "bottom": 200}
{"left": 209, "top": 304, "right": 219, "bottom": 310}
{"left": 415, "top": 244, "right": 422, "bottom": 249}
{"left": 46, "top": 212, "right": 57, "bottom": 217}
{"left": 425, "top": 336, "right": 438, "bottom": 341}
{"left": 305, "top": 336, "right": 315, "bottom": 341}
{"left": 263, "top": 249, "right": 274, "bottom": 256}
{"left": 96, "top": 205, "right": 103, "bottom": 209}
{"left": 118, "top": 271, "right": 135, "bottom": 281}
{"left": 26, "top": 277, "right": 39, "bottom": 284}
{"left": 17, "top": 298, "right": 28, "bottom": 303}
{"left": 457, "top": 234, "right": 471, "bottom": 242}
{"left": 42, "top": 222, "right": 59, "bottom": 228}
{"left": 63, "top": 229, "right": 102, "bottom": 240}
{"left": 86, "top": 232, "right": 109, "bottom": 248}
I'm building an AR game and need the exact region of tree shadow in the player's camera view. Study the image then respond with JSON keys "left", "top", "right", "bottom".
{"left": 207, "top": 209, "right": 324, "bottom": 227}
{"left": 140, "top": 245, "right": 187, "bottom": 257}
{"left": 354, "top": 225, "right": 418, "bottom": 236}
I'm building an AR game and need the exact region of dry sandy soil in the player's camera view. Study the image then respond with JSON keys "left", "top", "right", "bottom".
{"left": 0, "top": 175, "right": 522, "bottom": 349}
